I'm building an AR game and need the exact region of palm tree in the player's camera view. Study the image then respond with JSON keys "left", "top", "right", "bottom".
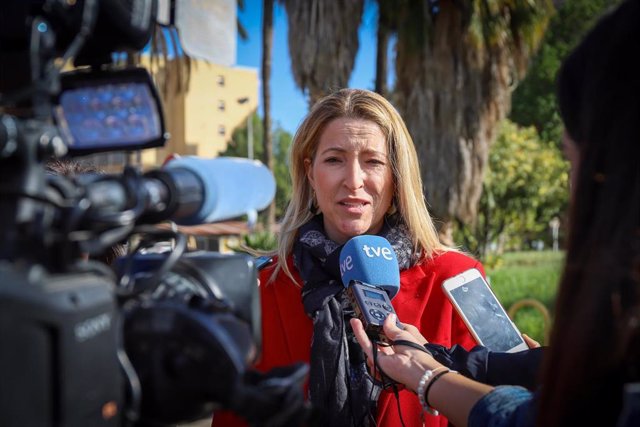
{"left": 374, "top": 0, "right": 396, "bottom": 97}
{"left": 390, "top": 0, "right": 552, "bottom": 242}
{"left": 262, "top": 0, "right": 276, "bottom": 231}
{"left": 282, "top": 0, "right": 364, "bottom": 107}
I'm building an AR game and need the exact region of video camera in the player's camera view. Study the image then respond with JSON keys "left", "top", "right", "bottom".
{"left": 0, "top": 1, "right": 310, "bottom": 426}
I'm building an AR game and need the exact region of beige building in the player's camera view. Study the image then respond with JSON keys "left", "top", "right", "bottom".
{"left": 140, "top": 58, "right": 259, "bottom": 169}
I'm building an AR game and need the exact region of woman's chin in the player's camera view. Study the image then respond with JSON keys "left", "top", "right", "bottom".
{"left": 338, "top": 222, "right": 375, "bottom": 239}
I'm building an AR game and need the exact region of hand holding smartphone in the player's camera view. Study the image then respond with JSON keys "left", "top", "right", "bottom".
{"left": 442, "top": 268, "right": 528, "bottom": 353}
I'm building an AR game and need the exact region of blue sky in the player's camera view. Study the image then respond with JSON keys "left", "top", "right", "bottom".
{"left": 236, "top": 1, "right": 392, "bottom": 135}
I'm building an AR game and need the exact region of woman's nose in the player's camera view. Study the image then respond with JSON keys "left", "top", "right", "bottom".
{"left": 344, "top": 160, "right": 365, "bottom": 190}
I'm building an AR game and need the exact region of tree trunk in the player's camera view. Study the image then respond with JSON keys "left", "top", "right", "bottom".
{"left": 262, "top": 0, "right": 275, "bottom": 231}
{"left": 374, "top": 1, "right": 392, "bottom": 97}
{"left": 394, "top": 3, "right": 516, "bottom": 234}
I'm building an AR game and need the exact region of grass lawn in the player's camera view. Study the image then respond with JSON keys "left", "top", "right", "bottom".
{"left": 487, "top": 250, "right": 564, "bottom": 345}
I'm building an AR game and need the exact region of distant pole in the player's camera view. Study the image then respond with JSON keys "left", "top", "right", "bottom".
{"left": 549, "top": 217, "right": 560, "bottom": 251}
{"left": 247, "top": 113, "right": 253, "bottom": 159}
{"left": 237, "top": 97, "right": 253, "bottom": 159}
{"left": 262, "top": 0, "right": 275, "bottom": 232}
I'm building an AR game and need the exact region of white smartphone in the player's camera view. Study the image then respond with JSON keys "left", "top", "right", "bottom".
{"left": 442, "top": 268, "right": 528, "bottom": 353}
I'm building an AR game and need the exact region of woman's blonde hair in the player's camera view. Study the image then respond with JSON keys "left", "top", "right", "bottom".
{"left": 273, "top": 88, "right": 446, "bottom": 282}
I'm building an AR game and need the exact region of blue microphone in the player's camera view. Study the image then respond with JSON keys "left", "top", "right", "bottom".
{"left": 339, "top": 235, "right": 400, "bottom": 299}
{"left": 339, "top": 235, "right": 400, "bottom": 340}
{"left": 162, "top": 156, "right": 276, "bottom": 225}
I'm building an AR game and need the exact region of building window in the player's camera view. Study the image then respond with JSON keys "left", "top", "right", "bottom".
{"left": 218, "top": 125, "right": 226, "bottom": 136}
{"left": 218, "top": 100, "right": 226, "bottom": 111}
{"left": 217, "top": 75, "right": 225, "bottom": 86}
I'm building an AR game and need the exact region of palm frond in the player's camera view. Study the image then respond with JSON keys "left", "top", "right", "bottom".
{"left": 283, "top": 0, "right": 364, "bottom": 104}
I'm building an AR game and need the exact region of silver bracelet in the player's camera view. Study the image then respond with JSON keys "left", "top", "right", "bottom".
{"left": 416, "top": 366, "right": 447, "bottom": 416}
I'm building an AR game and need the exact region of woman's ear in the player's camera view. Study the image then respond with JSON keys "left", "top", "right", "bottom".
{"left": 304, "top": 158, "right": 314, "bottom": 189}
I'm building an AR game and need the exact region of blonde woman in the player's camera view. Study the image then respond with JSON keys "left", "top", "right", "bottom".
{"left": 215, "top": 89, "right": 485, "bottom": 427}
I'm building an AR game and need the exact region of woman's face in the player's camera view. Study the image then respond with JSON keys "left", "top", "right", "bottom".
{"left": 305, "top": 117, "right": 394, "bottom": 244}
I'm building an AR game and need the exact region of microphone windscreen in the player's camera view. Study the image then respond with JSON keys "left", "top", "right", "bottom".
{"left": 163, "top": 156, "right": 276, "bottom": 224}
{"left": 339, "top": 235, "right": 400, "bottom": 299}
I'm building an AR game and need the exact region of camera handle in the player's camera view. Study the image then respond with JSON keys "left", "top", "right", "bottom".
{"left": 0, "top": 114, "right": 67, "bottom": 265}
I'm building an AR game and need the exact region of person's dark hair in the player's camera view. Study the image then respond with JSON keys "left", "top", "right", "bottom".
{"left": 540, "top": 1, "right": 640, "bottom": 425}
{"left": 45, "top": 158, "right": 127, "bottom": 265}
{"left": 45, "top": 158, "right": 96, "bottom": 177}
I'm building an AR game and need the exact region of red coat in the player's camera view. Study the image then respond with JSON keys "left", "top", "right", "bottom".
{"left": 214, "top": 250, "right": 483, "bottom": 427}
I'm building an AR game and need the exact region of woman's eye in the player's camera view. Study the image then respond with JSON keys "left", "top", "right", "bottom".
{"left": 324, "top": 157, "right": 341, "bottom": 163}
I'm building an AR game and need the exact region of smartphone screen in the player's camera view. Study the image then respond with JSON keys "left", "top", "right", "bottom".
{"left": 444, "top": 270, "right": 527, "bottom": 353}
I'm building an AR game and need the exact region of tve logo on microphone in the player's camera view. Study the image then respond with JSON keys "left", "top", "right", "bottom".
{"left": 362, "top": 244, "right": 394, "bottom": 260}
{"left": 340, "top": 243, "right": 394, "bottom": 276}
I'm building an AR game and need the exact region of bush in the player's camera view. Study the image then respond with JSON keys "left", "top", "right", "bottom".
{"left": 455, "top": 120, "right": 569, "bottom": 258}
{"left": 242, "top": 231, "right": 278, "bottom": 252}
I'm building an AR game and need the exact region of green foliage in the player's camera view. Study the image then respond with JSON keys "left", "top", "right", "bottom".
{"left": 220, "top": 113, "right": 264, "bottom": 159}
{"left": 510, "top": 0, "right": 620, "bottom": 143}
{"left": 488, "top": 250, "right": 564, "bottom": 344}
{"left": 481, "top": 253, "right": 504, "bottom": 271}
{"left": 218, "top": 115, "right": 293, "bottom": 221}
{"left": 468, "top": 0, "right": 553, "bottom": 53}
{"left": 272, "top": 127, "right": 293, "bottom": 219}
{"left": 391, "top": 0, "right": 553, "bottom": 67}
{"left": 489, "top": 250, "right": 564, "bottom": 309}
{"left": 455, "top": 120, "right": 569, "bottom": 257}
{"left": 243, "top": 230, "right": 278, "bottom": 251}
{"left": 225, "top": 230, "right": 278, "bottom": 253}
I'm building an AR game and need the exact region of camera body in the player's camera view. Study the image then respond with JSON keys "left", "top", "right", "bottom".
{"left": 0, "top": 1, "right": 309, "bottom": 426}
{"left": 119, "top": 251, "right": 259, "bottom": 424}
{"left": 0, "top": 267, "right": 122, "bottom": 426}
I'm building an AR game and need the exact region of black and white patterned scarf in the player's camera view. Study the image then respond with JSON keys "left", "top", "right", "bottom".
{"left": 292, "top": 214, "right": 418, "bottom": 427}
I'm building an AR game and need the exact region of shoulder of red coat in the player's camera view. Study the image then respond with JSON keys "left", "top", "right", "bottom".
{"left": 414, "top": 249, "right": 485, "bottom": 277}
{"left": 258, "top": 254, "right": 303, "bottom": 287}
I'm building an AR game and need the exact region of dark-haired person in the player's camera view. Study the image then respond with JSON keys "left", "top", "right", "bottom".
{"left": 351, "top": 1, "right": 640, "bottom": 426}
